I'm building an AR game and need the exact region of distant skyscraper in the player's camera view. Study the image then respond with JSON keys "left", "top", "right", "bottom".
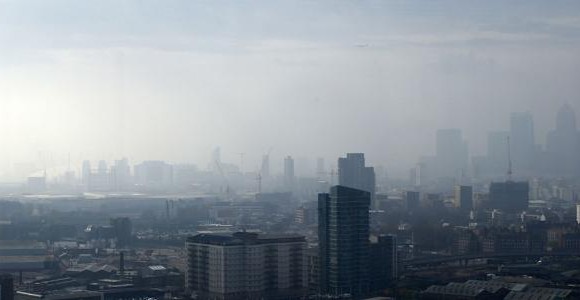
{"left": 486, "top": 131, "right": 510, "bottom": 177}
{"left": 338, "top": 153, "right": 376, "bottom": 208}
{"left": 284, "top": 156, "right": 295, "bottom": 191}
{"left": 510, "top": 112, "right": 536, "bottom": 174}
{"left": 546, "top": 104, "right": 580, "bottom": 177}
{"left": 435, "top": 129, "right": 468, "bottom": 179}
{"left": 316, "top": 157, "right": 325, "bottom": 177}
{"left": 110, "top": 158, "right": 131, "bottom": 191}
{"left": 134, "top": 161, "right": 173, "bottom": 189}
{"left": 318, "top": 186, "right": 370, "bottom": 297}
{"left": 489, "top": 181, "right": 529, "bottom": 213}
{"left": 454, "top": 185, "right": 473, "bottom": 211}
{"left": 260, "top": 154, "right": 270, "bottom": 178}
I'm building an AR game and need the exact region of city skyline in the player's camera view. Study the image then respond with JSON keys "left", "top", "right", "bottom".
{"left": 1, "top": 1, "right": 580, "bottom": 178}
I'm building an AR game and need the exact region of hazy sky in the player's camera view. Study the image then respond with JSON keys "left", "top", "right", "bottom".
{"left": 0, "top": 0, "right": 579, "bottom": 177}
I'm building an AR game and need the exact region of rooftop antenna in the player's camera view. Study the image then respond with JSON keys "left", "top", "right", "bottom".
{"left": 507, "top": 136, "right": 513, "bottom": 181}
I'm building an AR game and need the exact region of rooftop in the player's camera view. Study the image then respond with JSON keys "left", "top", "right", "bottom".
{"left": 187, "top": 232, "right": 305, "bottom": 246}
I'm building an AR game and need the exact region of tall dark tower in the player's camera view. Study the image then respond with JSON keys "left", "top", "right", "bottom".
{"left": 338, "top": 153, "right": 376, "bottom": 208}
{"left": 318, "top": 186, "right": 370, "bottom": 298}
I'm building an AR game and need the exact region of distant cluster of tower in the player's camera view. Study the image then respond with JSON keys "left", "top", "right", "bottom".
{"left": 413, "top": 104, "right": 580, "bottom": 186}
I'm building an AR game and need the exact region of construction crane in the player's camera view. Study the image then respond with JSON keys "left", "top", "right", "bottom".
{"left": 318, "top": 168, "right": 338, "bottom": 186}
{"left": 256, "top": 147, "right": 273, "bottom": 194}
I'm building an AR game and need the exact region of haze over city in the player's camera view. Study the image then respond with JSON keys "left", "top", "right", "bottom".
{"left": 1, "top": 0, "right": 580, "bottom": 179}
{"left": 2, "top": 2, "right": 580, "bottom": 300}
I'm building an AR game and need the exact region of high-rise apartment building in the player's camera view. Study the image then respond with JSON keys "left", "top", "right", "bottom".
{"left": 338, "top": 153, "right": 375, "bottom": 208}
{"left": 186, "top": 232, "right": 307, "bottom": 300}
{"left": 318, "top": 185, "right": 370, "bottom": 298}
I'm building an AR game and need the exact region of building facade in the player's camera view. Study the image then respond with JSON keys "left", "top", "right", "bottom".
{"left": 186, "top": 232, "right": 307, "bottom": 300}
{"left": 318, "top": 185, "right": 370, "bottom": 298}
{"left": 338, "top": 153, "right": 376, "bottom": 208}
{"left": 489, "top": 181, "right": 529, "bottom": 213}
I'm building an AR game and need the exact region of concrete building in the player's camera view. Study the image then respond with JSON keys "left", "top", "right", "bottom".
{"left": 186, "top": 232, "right": 307, "bottom": 300}
{"left": 318, "top": 186, "right": 370, "bottom": 298}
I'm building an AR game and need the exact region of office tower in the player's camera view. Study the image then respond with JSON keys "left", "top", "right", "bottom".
{"left": 318, "top": 186, "right": 370, "bottom": 297}
{"left": 370, "top": 235, "right": 397, "bottom": 293}
{"left": 186, "top": 232, "right": 307, "bottom": 300}
{"left": 488, "top": 181, "right": 529, "bottom": 213}
{"left": 404, "top": 191, "right": 420, "bottom": 212}
{"left": 576, "top": 204, "right": 580, "bottom": 225}
{"left": 546, "top": 104, "right": 580, "bottom": 177}
{"left": 110, "top": 158, "right": 131, "bottom": 191}
{"left": 510, "top": 112, "right": 536, "bottom": 174}
{"left": 435, "top": 129, "right": 468, "bottom": 179}
{"left": 284, "top": 156, "right": 295, "bottom": 190}
{"left": 454, "top": 185, "right": 473, "bottom": 211}
{"left": 487, "top": 131, "right": 510, "bottom": 176}
{"left": 260, "top": 154, "right": 270, "bottom": 178}
{"left": 338, "top": 153, "right": 376, "bottom": 208}
{"left": 0, "top": 274, "right": 14, "bottom": 300}
{"left": 134, "top": 161, "right": 173, "bottom": 189}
